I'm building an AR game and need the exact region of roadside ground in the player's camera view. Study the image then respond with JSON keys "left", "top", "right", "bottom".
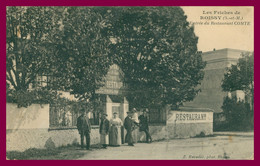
{"left": 6, "top": 131, "right": 254, "bottom": 160}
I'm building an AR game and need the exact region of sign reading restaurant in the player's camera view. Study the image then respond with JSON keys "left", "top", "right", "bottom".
{"left": 176, "top": 113, "right": 207, "bottom": 121}
{"left": 168, "top": 109, "right": 213, "bottom": 124}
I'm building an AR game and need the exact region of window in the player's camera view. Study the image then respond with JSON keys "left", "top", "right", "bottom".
{"left": 30, "top": 74, "right": 53, "bottom": 89}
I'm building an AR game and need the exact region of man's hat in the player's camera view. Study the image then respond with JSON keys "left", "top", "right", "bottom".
{"left": 132, "top": 108, "right": 137, "bottom": 112}
{"left": 113, "top": 112, "right": 118, "bottom": 114}
{"left": 102, "top": 113, "right": 108, "bottom": 116}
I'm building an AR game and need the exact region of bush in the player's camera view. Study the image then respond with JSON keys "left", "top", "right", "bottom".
{"left": 6, "top": 88, "right": 61, "bottom": 108}
{"left": 221, "top": 96, "right": 253, "bottom": 131}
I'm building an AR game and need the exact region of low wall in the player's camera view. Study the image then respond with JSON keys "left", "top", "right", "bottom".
{"left": 6, "top": 103, "right": 49, "bottom": 130}
{"left": 137, "top": 125, "right": 167, "bottom": 142}
{"left": 6, "top": 127, "right": 100, "bottom": 152}
{"left": 6, "top": 103, "right": 213, "bottom": 152}
{"left": 167, "top": 109, "right": 213, "bottom": 138}
{"left": 6, "top": 103, "right": 101, "bottom": 152}
{"left": 138, "top": 108, "right": 213, "bottom": 141}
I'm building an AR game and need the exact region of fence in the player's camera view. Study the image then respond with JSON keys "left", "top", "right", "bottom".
{"left": 49, "top": 103, "right": 100, "bottom": 128}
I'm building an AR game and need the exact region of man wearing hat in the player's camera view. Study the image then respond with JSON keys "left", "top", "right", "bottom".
{"left": 138, "top": 108, "right": 152, "bottom": 143}
{"left": 131, "top": 108, "right": 140, "bottom": 143}
{"left": 99, "top": 112, "right": 110, "bottom": 148}
{"left": 77, "top": 109, "right": 91, "bottom": 150}
{"left": 124, "top": 111, "right": 135, "bottom": 146}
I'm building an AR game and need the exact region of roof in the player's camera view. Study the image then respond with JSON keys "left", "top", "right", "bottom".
{"left": 202, "top": 48, "right": 250, "bottom": 55}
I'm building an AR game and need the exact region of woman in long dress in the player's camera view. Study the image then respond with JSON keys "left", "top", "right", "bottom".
{"left": 109, "top": 112, "right": 123, "bottom": 146}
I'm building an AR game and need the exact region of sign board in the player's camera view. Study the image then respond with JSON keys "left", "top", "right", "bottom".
{"left": 168, "top": 111, "right": 213, "bottom": 124}
{"left": 96, "top": 64, "right": 125, "bottom": 95}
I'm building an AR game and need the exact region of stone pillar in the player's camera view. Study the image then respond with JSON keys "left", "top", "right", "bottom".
{"left": 123, "top": 97, "right": 129, "bottom": 120}
{"left": 122, "top": 97, "right": 129, "bottom": 144}
{"left": 106, "top": 95, "right": 113, "bottom": 120}
{"left": 119, "top": 103, "right": 124, "bottom": 121}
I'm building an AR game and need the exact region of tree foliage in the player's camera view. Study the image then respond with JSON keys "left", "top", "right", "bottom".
{"left": 50, "top": 7, "right": 112, "bottom": 100}
{"left": 221, "top": 96, "right": 253, "bottom": 131}
{"left": 6, "top": 88, "right": 61, "bottom": 108}
{"left": 6, "top": 7, "right": 206, "bottom": 109}
{"left": 6, "top": 7, "right": 112, "bottom": 106}
{"left": 104, "top": 7, "right": 206, "bottom": 109}
{"left": 222, "top": 53, "right": 254, "bottom": 109}
{"left": 6, "top": 7, "right": 63, "bottom": 91}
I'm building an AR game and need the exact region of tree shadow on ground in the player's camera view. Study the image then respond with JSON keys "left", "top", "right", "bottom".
{"left": 6, "top": 144, "right": 104, "bottom": 160}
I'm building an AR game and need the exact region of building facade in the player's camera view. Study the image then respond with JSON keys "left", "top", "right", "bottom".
{"left": 184, "top": 48, "right": 252, "bottom": 130}
{"left": 185, "top": 48, "right": 248, "bottom": 113}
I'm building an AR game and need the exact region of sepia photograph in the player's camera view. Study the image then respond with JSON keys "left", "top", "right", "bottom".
{"left": 6, "top": 6, "right": 254, "bottom": 160}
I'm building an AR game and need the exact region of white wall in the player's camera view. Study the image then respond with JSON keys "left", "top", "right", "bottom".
{"left": 6, "top": 103, "right": 49, "bottom": 130}
{"left": 167, "top": 111, "right": 213, "bottom": 124}
{"left": 166, "top": 110, "right": 214, "bottom": 138}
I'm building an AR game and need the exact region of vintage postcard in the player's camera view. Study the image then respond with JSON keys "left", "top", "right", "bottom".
{"left": 6, "top": 6, "right": 254, "bottom": 160}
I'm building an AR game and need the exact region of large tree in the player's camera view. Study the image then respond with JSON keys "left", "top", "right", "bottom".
{"left": 6, "top": 7, "right": 112, "bottom": 105}
{"left": 222, "top": 53, "right": 254, "bottom": 110}
{"left": 6, "top": 7, "right": 206, "bottom": 109}
{"left": 6, "top": 7, "right": 67, "bottom": 107}
{"left": 53, "top": 7, "right": 112, "bottom": 101}
{"left": 6, "top": 7, "right": 64, "bottom": 91}
{"left": 104, "top": 7, "right": 206, "bottom": 109}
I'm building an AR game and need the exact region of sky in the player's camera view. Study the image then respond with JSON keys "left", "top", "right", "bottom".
{"left": 182, "top": 7, "right": 254, "bottom": 52}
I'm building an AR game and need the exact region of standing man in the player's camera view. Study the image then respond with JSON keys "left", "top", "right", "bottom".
{"left": 124, "top": 111, "right": 135, "bottom": 146}
{"left": 131, "top": 108, "right": 139, "bottom": 143}
{"left": 77, "top": 109, "right": 91, "bottom": 150}
{"left": 99, "top": 113, "right": 110, "bottom": 149}
{"left": 138, "top": 108, "right": 152, "bottom": 143}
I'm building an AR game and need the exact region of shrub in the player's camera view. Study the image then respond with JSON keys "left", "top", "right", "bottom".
{"left": 6, "top": 88, "right": 61, "bottom": 108}
{"left": 221, "top": 96, "right": 253, "bottom": 131}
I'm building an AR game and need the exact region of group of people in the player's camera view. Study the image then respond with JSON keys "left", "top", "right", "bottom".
{"left": 76, "top": 108, "right": 152, "bottom": 150}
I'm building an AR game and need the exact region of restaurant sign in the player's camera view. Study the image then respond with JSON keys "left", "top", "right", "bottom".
{"left": 168, "top": 111, "right": 213, "bottom": 124}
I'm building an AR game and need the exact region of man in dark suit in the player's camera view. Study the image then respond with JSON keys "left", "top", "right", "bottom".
{"left": 99, "top": 113, "right": 110, "bottom": 148}
{"left": 138, "top": 108, "right": 152, "bottom": 143}
{"left": 124, "top": 111, "right": 135, "bottom": 146}
{"left": 77, "top": 109, "right": 91, "bottom": 150}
